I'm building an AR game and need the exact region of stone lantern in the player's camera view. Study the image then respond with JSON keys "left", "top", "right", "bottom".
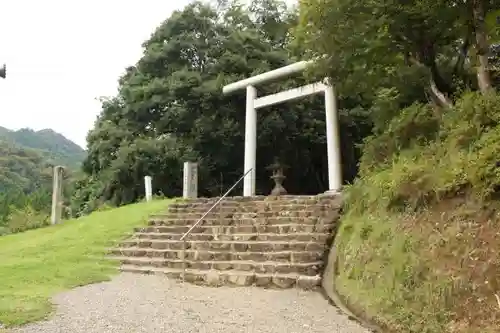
{"left": 266, "top": 158, "right": 288, "bottom": 196}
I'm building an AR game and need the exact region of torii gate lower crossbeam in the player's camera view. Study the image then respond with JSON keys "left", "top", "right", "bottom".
{"left": 223, "top": 61, "right": 342, "bottom": 196}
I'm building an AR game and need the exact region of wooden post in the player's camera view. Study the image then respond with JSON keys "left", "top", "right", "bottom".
{"left": 51, "top": 166, "right": 64, "bottom": 225}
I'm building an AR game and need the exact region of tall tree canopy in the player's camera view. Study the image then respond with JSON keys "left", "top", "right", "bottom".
{"left": 76, "top": 0, "right": 370, "bottom": 211}
{"left": 297, "top": 0, "right": 497, "bottom": 108}
{"left": 295, "top": 0, "right": 498, "bottom": 171}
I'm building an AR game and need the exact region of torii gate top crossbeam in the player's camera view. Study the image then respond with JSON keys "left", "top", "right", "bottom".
{"left": 222, "top": 60, "right": 313, "bottom": 94}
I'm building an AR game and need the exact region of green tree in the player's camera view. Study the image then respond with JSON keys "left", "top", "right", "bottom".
{"left": 296, "top": 0, "right": 497, "bottom": 109}
{"left": 77, "top": 0, "right": 372, "bottom": 211}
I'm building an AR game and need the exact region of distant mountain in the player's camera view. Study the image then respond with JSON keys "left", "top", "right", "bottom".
{"left": 0, "top": 127, "right": 85, "bottom": 169}
{"left": 0, "top": 140, "right": 53, "bottom": 193}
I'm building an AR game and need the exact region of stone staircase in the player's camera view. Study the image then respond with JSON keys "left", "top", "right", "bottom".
{"left": 109, "top": 195, "right": 342, "bottom": 289}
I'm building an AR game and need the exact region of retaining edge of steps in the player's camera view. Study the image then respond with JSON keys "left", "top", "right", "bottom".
{"left": 321, "top": 224, "right": 385, "bottom": 333}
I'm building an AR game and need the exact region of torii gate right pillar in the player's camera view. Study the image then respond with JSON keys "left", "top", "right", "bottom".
{"left": 324, "top": 84, "right": 342, "bottom": 195}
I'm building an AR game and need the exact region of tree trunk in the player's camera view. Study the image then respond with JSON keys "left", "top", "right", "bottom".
{"left": 429, "top": 61, "right": 453, "bottom": 108}
{"left": 429, "top": 78, "right": 453, "bottom": 109}
{"left": 406, "top": 53, "right": 453, "bottom": 108}
{"left": 471, "top": 0, "right": 493, "bottom": 93}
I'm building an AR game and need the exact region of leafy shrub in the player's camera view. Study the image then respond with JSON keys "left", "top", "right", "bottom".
{"left": 0, "top": 187, "right": 52, "bottom": 234}
{"left": 348, "top": 91, "right": 500, "bottom": 212}
{"left": 5, "top": 206, "right": 50, "bottom": 234}
{"left": 359, "top": 102, "right": 440, "bottom": 174}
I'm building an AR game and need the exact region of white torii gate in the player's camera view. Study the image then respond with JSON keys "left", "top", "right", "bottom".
{"left": 222, "top": 60, "right": 342, "bottom": 197}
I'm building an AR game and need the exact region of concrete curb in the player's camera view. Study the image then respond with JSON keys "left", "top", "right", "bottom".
{"left": 321, "top": 224, "right": 385, "bottom": 333}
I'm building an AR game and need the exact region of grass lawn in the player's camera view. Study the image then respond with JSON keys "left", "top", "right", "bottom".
{"left": 0, "top": 199, "right": 171, "bottom": 327}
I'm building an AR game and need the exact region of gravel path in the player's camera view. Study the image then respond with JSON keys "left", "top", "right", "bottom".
{"left": 11, "top": 273, "right": 370, "bottom": 333}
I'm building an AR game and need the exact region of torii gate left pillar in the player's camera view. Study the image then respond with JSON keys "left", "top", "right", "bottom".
{"left": 223, "top": 61, "right": 342, "bottom": 196}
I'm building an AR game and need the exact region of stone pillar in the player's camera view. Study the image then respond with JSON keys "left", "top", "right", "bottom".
{"left": 51, "top": 166, "right": 64, "bottom": 225}
{"left": 324, "top": 84, "right": 342, "bottom": 194}
{"left": 183, "top": 162, "right": 198, "bottom": 199}
{"left": 243, "top": 85, "right": 257, "bottom": 197}
{"left": 144, "top": 176, "right": 153, "bottom": 202}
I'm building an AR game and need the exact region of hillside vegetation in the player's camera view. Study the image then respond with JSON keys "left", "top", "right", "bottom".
{"left": 0, "top": 199, "right": 170, "bottom": 327}
{"left": 0, "top": 127, "right": 84, "bottom": 234}
{"left": 297, "top": 0, "right": 499, "bottom": 332}
{"left": 0, "top": 141, "right": 53, "bottom": 234}
{"left": 0, "top": 141, "right": 52, "bottom": 193}
{"left": 336, "top": 92, "right": 500, "bottom": 333}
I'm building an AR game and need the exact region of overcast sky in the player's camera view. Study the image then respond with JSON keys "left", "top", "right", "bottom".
{"left": 0, "top": 0, "right": 210, "bottom": 148}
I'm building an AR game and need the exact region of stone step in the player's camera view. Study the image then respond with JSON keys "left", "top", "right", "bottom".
{"left": 135, "top": 223, "right": 335, "bottom": 234}
{"left": 148, "top": 216, "right": 333, "bottom": 226}
{"left": 168, "top": 203, "right": 328, "bottom": 211}
{"left": 167, "top": 203, "right": 333, "bottom": 213}
{"left": 183, "top": 196, "right": 266, "bottom": 204}
{"left": 150, "top": 211, "right": 330, "bottom": 221}
{"left": 119, "top": 239, "right": 327, "bottom": 252}
{"left": 173, "top": 196, "right": 339, "bottom": 210}
{"left": 182, "top": 195, "right": 319, "bottom": 204}
{"left": 134, "top": 232, "right": 330, "bottom": 242}
{"left": 120, "top": 265, "right": 320, "bottom": 289}
{"left": 110, "top": 256, "right": 322, "bottom": 276}
{"left": 109, "top": 248, "right": 324, "bottom": 263}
